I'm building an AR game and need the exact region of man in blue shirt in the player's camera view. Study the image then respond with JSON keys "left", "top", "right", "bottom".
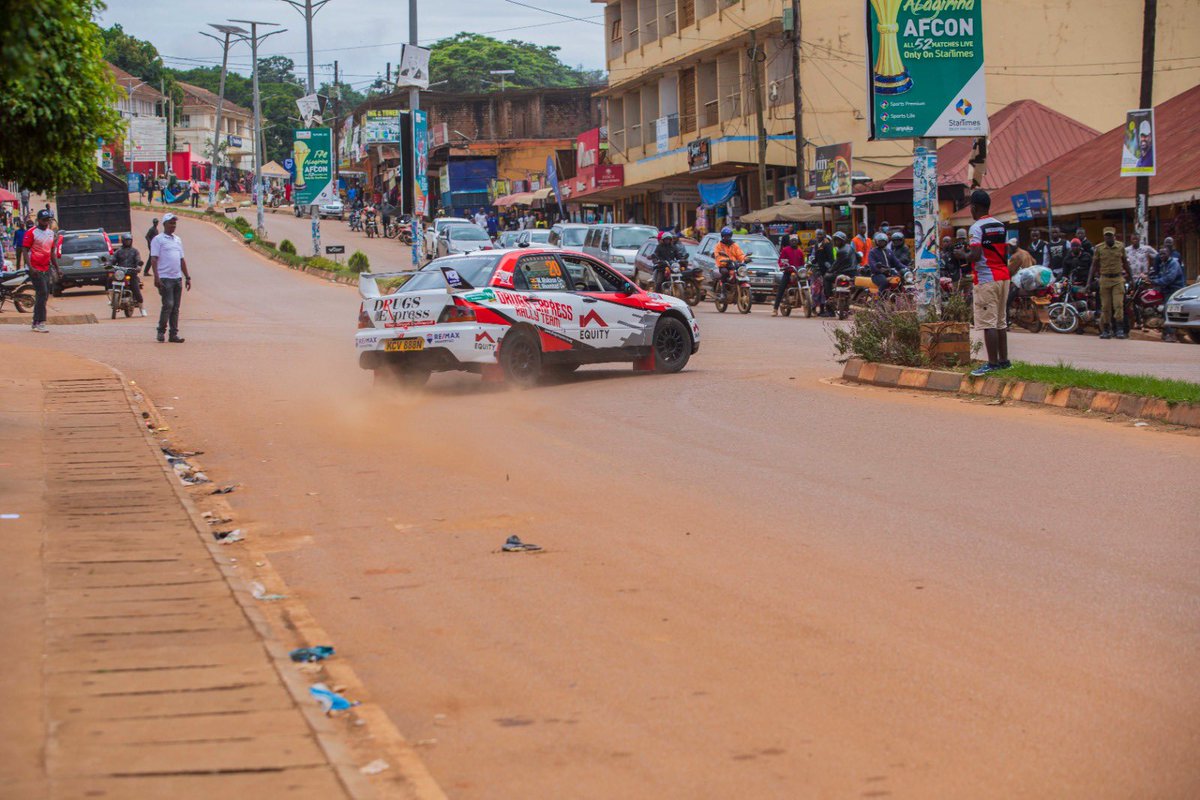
{"left": 1152, "top": 247, "right": 1186, "bottom": 342}
{"left": 10, "top": 217, "right": 27, "bottom": 269}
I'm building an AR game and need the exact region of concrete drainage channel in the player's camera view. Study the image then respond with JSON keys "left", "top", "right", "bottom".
{"left": 40, "top": 373, "right": 446, "bottom": 799}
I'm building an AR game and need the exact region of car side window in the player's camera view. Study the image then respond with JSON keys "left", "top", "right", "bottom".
{"left": 560, "top": 254, "right": 628, "bottom": 293}
{"left": 512, "top": 255, "right": 570, "bottom": 292}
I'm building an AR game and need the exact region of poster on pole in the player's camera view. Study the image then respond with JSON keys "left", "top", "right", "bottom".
{"left": 127, "top": 116, "right": 167, "bottom": 162}
{"left": 364, "top": 110, "right": 402, "bottom": 144}
{"left": 866, "top": 0, "right": 988, "bottom": 140}
{"left": 292, "top": 128, "right": 335, "bottom": 206}
{"left": 396, "top": 44, "right": 431, "bottom": 89}
{"left": 912, "top": 144, "right": 940, "bottom": 309}
{"left": 812, "top": 143, "right": 853, "bottom": 199}
{"left": 412, "top": 109, "right": 428, "bottom": 216}
{"left": 1120, "top": 109, "right": 1155, "bottom": 176}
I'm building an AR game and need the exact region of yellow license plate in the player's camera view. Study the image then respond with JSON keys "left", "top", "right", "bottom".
{"left": 80, "top": 259, "right": 91, "bottom": 267}
{"left": 1032, "top": 296, "right": 1050, "bottom": 305}
{"left": 385, "top": 338, "right": 424, "bottom": 352}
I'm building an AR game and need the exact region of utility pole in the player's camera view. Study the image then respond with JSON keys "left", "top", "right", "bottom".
{"left": 790, "top": 0, "right": 804, "bottom": 198}
{"left": 332, "top": 60, "right": 340, "bottom": 190}
{"left": 278, "top": 0, "right": 331, "bottom": 93}
{"left": 1136, "top": 0, "right": 1157, "bottom": 241}
{"left": 407, "top": 0, "right": 421, "bottom": 267}
{"left": 231, "top": 19, "right": 284, "bottom": 237}
{"left": 201, "top": 24, "right": 247, "bottom": 210}
{"left": 749, "top": 29, "right": 768, "bottom": 210}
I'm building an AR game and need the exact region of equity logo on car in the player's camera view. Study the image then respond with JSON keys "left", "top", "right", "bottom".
{"left": 580, "top": 310, "right": 608, "bottom": 328}
{"left": 579, "top": 309, "right": 609, "bottom": 341}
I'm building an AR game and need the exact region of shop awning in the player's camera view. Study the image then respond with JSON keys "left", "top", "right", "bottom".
{"left": 740, "top": 196, "right": 824, "bottom": 224}
{"left": 494, "top": 191, "right": 535, "bottom": 208}
{"left": 531, "top": 187, "right": 554, "bottom": 201}
{"left": 260, "top": 160, "right": 290, "bottom": 178}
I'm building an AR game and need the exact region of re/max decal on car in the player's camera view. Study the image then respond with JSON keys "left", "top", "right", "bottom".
{"left": 425, "top": 331, "right": 461, "bottom": 343}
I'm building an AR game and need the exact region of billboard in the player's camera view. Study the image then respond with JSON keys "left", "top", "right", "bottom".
{"left": 412, "top": 109, "right": 428, "bottom": 215}
{"left": 866, "top": 0, "right": 988, "bottom": 140}
{"left": 292, "top": 128, "right": 335, "bottom": 206}
{"left": 396, "top": 43, "right": 431, "bottom": 89}
{"left": 127, "top": 116, "right": 167, "bottom": 162}
{"left": 687, "top": 138, "right": 711, "bottom": 173}
{"left": 1120, "top": 109, "right": 1155, "bottom": 177}
{"left": 576, "top": 128, "right": 600, "bottom": 171}
{"left": 812, "top": 143, "right": 853, "bottom": 199}
{"left": 912, "top": 144, "right": 939, "bottom": 309}
{"left": 364, "top": 109, "right": 402, "bottom": 144}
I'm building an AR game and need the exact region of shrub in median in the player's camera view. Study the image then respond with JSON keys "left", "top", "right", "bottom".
{"left": 347, "top": 250, "right": 370, "bottom": 273}
{"left": 279, "top": 239, "right": 297, "bottom": 255}
{"left": 231, "top": 216, "right": 252, "bottom": 234}
{"left": 306, "top": 256, "right": 341, "bottom": 272}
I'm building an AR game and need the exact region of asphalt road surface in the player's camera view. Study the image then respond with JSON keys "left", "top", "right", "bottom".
{"left": 7, "top": 209, "right": 1200, "bottom": 799}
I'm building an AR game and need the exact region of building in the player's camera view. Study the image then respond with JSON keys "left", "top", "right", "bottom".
{"left": 950, "top": 83, "right": 1200, "bottom": 281}
{"left": 107, "top": 63, "right": 167, "bottom": 173}
{"left": 590, "top": 0, "right": 1200, "bottom": 229}
{"left": 174, "top": 82, "right": 256, "bottom": 176}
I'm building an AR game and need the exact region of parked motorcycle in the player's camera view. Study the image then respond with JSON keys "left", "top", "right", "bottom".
{"left": 1008, "top": 284, "right": 1055, "bottom": 333}
{"left": 1129, "top": 276, "right": 1167, "bottom": 330}
{"left": 1047, "top": 281, "right": 1100, "bottom": 334}
{"left": 108, "top": 263, "right": 136, "bottom": 319}
{"left": 714, "top": 261, "right": 753, "bottom": 314}
{"left": 0, "top": 269, "right": 34, "bottom": 314}
{"left": 778, "top": 266, "right": 814, "bottom": 317}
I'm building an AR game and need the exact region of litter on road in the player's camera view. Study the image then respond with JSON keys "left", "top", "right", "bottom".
{"left": 214, "top": 528, "right": 244, "bottom": 543}
{"left": 359, "top": 758, "right": 390, "bottom": 775}
{"left": 211, "top": 484, "right": 239, "bottom": 494}
{"left": 310, "top": 682, "right": 360, "bottom": 714}
{"left": 290, "top": 645, "right": 335, "bottom": 663}
{"left": 248, "top": 580, "right": 287, "bottom": 601}
{"left": 501, "top": 535, "right": 543, "bottom": 553}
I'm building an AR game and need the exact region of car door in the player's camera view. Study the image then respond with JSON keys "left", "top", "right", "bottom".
{"left": 503, "top": 253, "right": 579, "bottom": 356}
{"left": 558, "top": 253, "right": 660, "bottom": 354}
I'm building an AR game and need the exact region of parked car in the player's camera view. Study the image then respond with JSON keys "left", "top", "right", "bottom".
{"left": 1166, "top": 281, "right": 1200, "bottom": 343}
{"left": 548, "top": 223, "right": 590, "bottom": 249}
{"left": 423, "top": 216, "right": 472, "bottom": 260}
{"left": 436, "top": 224, "right": 494, "bottom": 258}
{"left": 516, "top": 228, "right": 553, "bottom": 248}
{"left": 581, "top": 224, "right": 659, "bottom": 278}
{"left": 294, "top": 198, "right": 345, "bottom": 220}
{"left": 53, "top": 228, "right": 112, "bottom": 294}
{"left": 496, "top": 230, "right": 523, "bottom": 249}
{"left": 692, "top": 233, "right": 781, "bottom": 302}
{"left": 632, "top": 237, "right": 699, "bottom": 289}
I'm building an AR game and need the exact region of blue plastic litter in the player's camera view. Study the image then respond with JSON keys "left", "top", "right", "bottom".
{"left": 310, "top": 682, "right": 359, "bottom": 713}
{"left": 290, "top": 646, "right": 335, "bottom": 663}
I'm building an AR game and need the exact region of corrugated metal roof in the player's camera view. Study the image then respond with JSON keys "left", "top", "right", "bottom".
{"left": 951, "top": 83, "right": 1200, "bottom": 223}
{"left": 857, "top": 99, "right": 1100, "bottom": 195}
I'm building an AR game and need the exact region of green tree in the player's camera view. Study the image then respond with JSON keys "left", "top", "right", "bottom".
{"left": 258, "top": 56, "right": 303, "bottom": 87}
{"left": 428, "top": 33, "right": 603, "bottom": 93}
{"left": 1, "top": 1, "right": 122, "bottom": 191}
{"left": 102, "top": 24, "right": 182, "bottom": 111}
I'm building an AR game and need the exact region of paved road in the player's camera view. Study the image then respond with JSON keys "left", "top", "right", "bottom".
{"left": 5, "top": 209, "right": 1199, "bottom": 799}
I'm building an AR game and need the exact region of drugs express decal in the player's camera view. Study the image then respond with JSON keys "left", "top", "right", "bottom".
{"left": 373, "top": 295, "right": 434, "bottom": 328}
{"left": 866, "top": 0, "right": 988, "bottom": 140}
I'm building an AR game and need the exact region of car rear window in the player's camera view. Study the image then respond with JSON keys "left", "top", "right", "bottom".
{"left": 394, "top": 253, "right": 501, "bottom": 292}
{"left": 738, "top": 238, "right": 778, "bottom": 260}
{"left": 559, "top": 228, "right": 587, "bottom": 247}
{"left": 612, "top": 226, "right": 657, "bottom": 249}
{"left": 451, "top": 226, "right": 489, "bottom": 241}
{"left": 60, "top": 233, "right": 108, "bottom": 255}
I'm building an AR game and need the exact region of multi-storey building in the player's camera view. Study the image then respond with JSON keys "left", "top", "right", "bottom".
{"left": 175, "top": 82, "right": 256, "bottom": 173}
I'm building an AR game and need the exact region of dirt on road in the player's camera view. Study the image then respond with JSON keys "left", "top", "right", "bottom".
{"left": 4, "top": 208, "right": 1199, "bottom": 799}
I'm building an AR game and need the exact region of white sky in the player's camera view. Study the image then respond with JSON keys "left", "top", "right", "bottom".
{"left": 98, "top": 0, "right": 606, "bottom": 90}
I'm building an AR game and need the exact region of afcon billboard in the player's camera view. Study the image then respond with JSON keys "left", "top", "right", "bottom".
{"left": 866, "top": 0, "right": 988, "bottom": 140}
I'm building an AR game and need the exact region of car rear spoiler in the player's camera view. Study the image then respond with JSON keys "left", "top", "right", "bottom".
{"left": 358, "top": 271, "right": 412, "bottom": 299}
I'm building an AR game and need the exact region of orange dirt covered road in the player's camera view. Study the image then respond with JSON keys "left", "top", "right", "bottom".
{"left": 7, "top": 209, "right": 1200, "bottom": 799}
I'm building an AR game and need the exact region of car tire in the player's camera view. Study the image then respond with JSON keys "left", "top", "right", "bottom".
{"left": 499, "top": 326, "right": 542, "bottom": 387}
{"left": 651, "top": 316, "right": 691, "bottom": 374}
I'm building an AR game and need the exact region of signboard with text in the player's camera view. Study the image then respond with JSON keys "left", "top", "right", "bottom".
{"left": 412, "top": 109, "right": 429, "bottom": 215}
{"left": 812, "top": 142, "right": 853, "bottom": 199}
{"left": 364, "top": 109, "right": 402, "bottom": 144}
{"left": 292, "top": 128, "right": 335, "bottom": 206}
{"left": 866, "top": 0, "right": 988, "bottom": 140}
{"left": 687, "top": 138, "right": 711, "bottom": 173}
{"left": 127, "top": 116, "right": 167, "bottom": 162}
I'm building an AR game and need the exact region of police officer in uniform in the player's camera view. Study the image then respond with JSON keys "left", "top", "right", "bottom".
{"left": 1085, "top": 226, "right": 1131, "bottom": 340}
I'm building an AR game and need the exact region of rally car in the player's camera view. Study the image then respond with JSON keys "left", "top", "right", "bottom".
{"left": 356, "top": 248, "right": 700, "bottom": 387}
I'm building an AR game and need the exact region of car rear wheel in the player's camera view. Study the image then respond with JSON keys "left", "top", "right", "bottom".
{"left": 652, "top": 316, "right": 691, "bottom": 374}
{"left": 499, "top": 327, "right": 542, "bottom": 387}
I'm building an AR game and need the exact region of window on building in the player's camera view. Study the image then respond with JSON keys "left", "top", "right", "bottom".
{"left": 180, "top": 114, "right": 191, "bottom": 128}
{"left": 610, "top": 17, "right": 622, "bottom": 41}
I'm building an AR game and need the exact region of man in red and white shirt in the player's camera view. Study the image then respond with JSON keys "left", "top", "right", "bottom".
{"left": 22, "top": 209, "right": 58, "bottom": 332}
{"left": 967, "top": 189, "right": 1011, "bottom": 376}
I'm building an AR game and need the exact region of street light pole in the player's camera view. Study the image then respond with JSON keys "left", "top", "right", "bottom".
{"left": 408, "top": 0, "right": 421, "bottom": 266}
{"left": 230, "top": 19, "right": 284, "bottom": 238}
{"left": 201, "top": 24, "right": 248, "bottom": 211}
{"left": 278, "top": 0, "right": 332, "bottom": 94}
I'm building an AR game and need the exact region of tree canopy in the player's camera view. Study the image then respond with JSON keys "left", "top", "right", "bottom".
{"left": 0, "top": 1, "right": 122, "bottom": 191}
{"left": 428, "top": 33, "right": 604, "bottom": 93}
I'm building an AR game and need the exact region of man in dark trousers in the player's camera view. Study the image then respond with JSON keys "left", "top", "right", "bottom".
{"left": 148, "top": 214, "right": 191, "bottom": 343}
{"left": 144, "top": 218, "right": 159, "bottom": 275}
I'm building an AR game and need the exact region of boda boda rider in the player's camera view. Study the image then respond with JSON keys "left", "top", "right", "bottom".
{"left": 773, "top": 235, "right": 805, "bottom": 316}
{"left": 808, "top": 229, "right": 835, "bottom": 316}
{"left": 713, "top": 227, "right": 746, "bottom": 294}
{"left": 652, "top": 231, "right": 688, "bottom": 291}
{"left": 111, "top": 234, "right": 147, "bottom": 317}
{"left": 869, "top": 231, "right": 902, "bottom": 291}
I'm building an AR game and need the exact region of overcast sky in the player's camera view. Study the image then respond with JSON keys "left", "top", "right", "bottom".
{"left": 99, "top": 0, "right": 606, "bottom": 89}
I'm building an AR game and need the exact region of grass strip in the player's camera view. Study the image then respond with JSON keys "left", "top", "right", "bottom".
{"left": 993, "top": 361, "right": 1200, "bottom": 405}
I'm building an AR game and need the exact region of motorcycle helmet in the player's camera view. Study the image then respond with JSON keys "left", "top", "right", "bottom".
{"left": 874, "top": 232, "right": 888, "bottom": 245}
{"left": 120, "top": 233, "right": 133, "bottom": 244}
{"left": 788, "top": 235, "right": 799, "bottom": 245}
{"left": 833, "top": 231, "right": 848, "bottom": 242}
{"left": 891, "top": 231, "right": 904, "bottom": 241}
{"left": 720, "top": 226, "right": 733, "bottom": 239}
{"left": 660, "top": 231, "right": 674, "bottom": 242}
{"left": 814, "top": 228, "right": 826, "bottom": 238}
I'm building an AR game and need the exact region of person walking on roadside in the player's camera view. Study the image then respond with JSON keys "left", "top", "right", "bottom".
{"left": 19, "top": 187, "right": 30, "bottom": 218}
{"left": 145, "top": 180, "right": 155, "bottom": 206}
{"left": 188, "top": 178, "right": 200, "bottom": 208}
{"left": 1125, "top": 232, "right": 1156, "bottom": 281}
{"left": 1085, "top": 226, "right": 1131, "bottom": 340}
{"left": 148, "top": 213, "right": 191, "bottom": 343}
{"left": 966, "top": 190, "right": 1011, "bottom": 377}
{"left": 144, "top": 218, "right": 159, "bottom": 273}
{"left": 11, "top": 216, "right": 28, "bottom": 270}
{"left": 22, "top": 209, "right": 57, "bottom": 332}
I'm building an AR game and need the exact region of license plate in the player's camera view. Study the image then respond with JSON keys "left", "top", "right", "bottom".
{"left": 1168, "top": 303, "right": 1182, "bottom": 314}
{"left": 80, "top": 259, "right": 91, "bottom": 267}
{"left": 385, "top": 338, "right": 424, "bottom": 352}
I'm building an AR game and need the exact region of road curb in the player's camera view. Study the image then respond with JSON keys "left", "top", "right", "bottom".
{"left": 842, "top": 359, "right": 1200, "bottom": 428}
{"left": 0, "top": 313, "right": 97, "bottom": 325}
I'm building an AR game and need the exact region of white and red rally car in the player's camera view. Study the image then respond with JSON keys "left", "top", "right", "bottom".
{"left": 356, "top": 248, "right": 700, "bottom": 386}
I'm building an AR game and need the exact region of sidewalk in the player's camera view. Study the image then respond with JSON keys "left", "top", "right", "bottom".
{"left": 0, "top": 343, "right": 358, "bottom": 799}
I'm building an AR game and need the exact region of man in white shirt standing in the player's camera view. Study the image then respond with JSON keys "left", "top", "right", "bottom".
{"left": 1125, "top": 232, "right": 1157, "bottom": 280}
{"left": 474, "top": 208, "right": 488, "bottom": 230}
{"left": 148, "top": 213, "right": 192, "bottom": 343}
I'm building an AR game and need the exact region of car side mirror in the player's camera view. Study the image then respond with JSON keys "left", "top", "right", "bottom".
{"left": 622, "top": 282, "right": 636, "bottom": 295}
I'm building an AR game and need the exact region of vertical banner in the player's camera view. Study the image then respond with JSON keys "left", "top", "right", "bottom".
{"left": 812, "top": 143, "right": 854, "bottom": 199}
{"left": 912, "top": 144, "right": 940, "bottom": 311}
{"left": 293, "top": 128, "right": 334, "bottom": 257}
{"left": 866, "top": 0, "right": 988, "bottom": 140}
{"left": 546, "top": 155, "right": 563, "bottom": 211}
{"left": 412, "top": 109, "right": 428, "bottom": 215}
{"left": 1120, "top": 109, "right": 1155, "bottom": 177}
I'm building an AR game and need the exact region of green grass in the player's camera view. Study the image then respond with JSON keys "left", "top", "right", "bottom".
{"left": 991, "top": 361, "right": 1200, "bottom": 405}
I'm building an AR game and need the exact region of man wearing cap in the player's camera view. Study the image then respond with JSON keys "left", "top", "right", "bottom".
{"left": 21, "top": 209, "right": 58, "bottom": 332}
{"left": 966, "top": 189, "right": 1011, "bottom": 376}
{"left": 148, "top": 214, "right": 191, "bottom": 343}
{"left": 1086, "top": 226, "right": 1131, "bottom": 339}
{"left": 1137, "top": 120, "right": 1154, "bottom": 168}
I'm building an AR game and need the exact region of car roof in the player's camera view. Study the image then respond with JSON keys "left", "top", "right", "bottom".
{"left": 60, "top": 229, "right": 105, "bottom": 235}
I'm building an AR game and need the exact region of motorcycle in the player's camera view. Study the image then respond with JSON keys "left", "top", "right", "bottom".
{"left": 348, "top": 209, "right": 363, "bottom": 232}
{"left": 363, "top": 210, "right": 379, "bottom": 239}
{"left": 657, "top": 259, "right": 704, "bottom": 306}
{"left": 832, "top": 273, "right": 856, "bottom": 320}
{"left": 1129, "top": 276, "right": 1167, "bottom": 330}
{"left": 1047, "top": 281, "right": 1100, "bottom": 334}
{"left": 108, "top": 262, "right": 137, "bottom": 319}
{"left": 1008, "top": 284, "right": 1055, "bottom": 333}
{"left": 0, "top": 269, "right": 34, "bottom": 314}
{"left": 778, "top": 265, "right": 814, "bottom": 317}
{"left": 713, "top": 260, "right": 753, "bottom": 314}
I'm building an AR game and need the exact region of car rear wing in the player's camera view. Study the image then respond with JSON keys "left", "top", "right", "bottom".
{"left": 358, "top": 271, "right": 413, "bottom": 299}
